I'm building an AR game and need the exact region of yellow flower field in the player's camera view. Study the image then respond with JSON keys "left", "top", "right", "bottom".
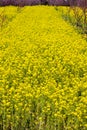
{"left": 0, "top": 6, "right": 87, "bottom": 130}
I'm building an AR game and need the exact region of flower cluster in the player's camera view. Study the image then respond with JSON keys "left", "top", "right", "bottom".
{"left": 0, "top": 6, "right": 87, "bottom": 130}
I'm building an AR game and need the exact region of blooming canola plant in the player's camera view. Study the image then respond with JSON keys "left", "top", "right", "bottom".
{"left": 0, "top": 6, "right": 87, "bottom": 130}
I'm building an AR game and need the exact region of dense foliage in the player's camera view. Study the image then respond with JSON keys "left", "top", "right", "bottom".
{"left": 58, "top": 6, "right": 87, "bottom": 35}
{"left": 69, "top": 0, "right": 87, "bottom": 34}
{"left": 0, "top": 0, "right": 69, "bottom": 6}
{"left": 0, "top": 6, "right": 87, "bottom": 130}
